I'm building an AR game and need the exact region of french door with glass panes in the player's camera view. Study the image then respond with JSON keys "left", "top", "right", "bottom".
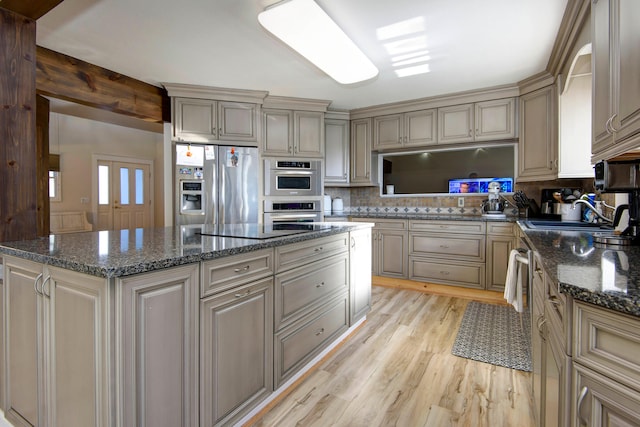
{"left": 97, "top": 160, "right": 152, "bottom": 230}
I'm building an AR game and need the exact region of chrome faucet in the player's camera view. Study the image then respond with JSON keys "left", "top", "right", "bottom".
{"left": 571, "top": 199, "right": 613, "bottom": 223}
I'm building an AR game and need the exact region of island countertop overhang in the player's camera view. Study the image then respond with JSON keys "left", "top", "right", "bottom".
{"left": 0, "top": 223, "right": 373, "bottom": 279}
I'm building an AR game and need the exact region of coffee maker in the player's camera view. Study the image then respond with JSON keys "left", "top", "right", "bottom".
{"left": 594, "top": 159, "right": 640, "bottom": 245}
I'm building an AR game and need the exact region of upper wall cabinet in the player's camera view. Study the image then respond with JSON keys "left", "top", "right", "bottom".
{"left": 591, "top": 0, "right": 640, "bottom": 161}
{"left": 518, "top": 85, "right": 558, "bottom": 181}
{"left": 350, "top": 118, "right": 376, "bottom": 186}
{"left": 261, "top": 96, "right": 331, "bottom": 158}
{"left": 173, "top": 98, "right": 260, "bottom": 144}
{"left": 373, "top": 109, "right": 437, "bottom": 150}
{"left": 324, "top": 118, "right": 350, "bottom": 185}
{"left": 438, "top": 99, "right": 516, "bottom": 144}
{"left": 164, "top": 84, "right": 268, "bottom": 146}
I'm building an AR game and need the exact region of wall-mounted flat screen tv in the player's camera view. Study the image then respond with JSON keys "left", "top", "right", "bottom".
{"left": 448, "top": 177, "right": 513, "bottom": 194}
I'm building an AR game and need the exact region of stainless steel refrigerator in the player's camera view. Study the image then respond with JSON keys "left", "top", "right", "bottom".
{"left": 174, "top": 143, "right": 259, "bottom": 225}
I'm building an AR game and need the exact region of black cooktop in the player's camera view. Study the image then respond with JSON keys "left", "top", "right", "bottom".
{"left": 197, "top": 223, "right": 333, "bottom": 240}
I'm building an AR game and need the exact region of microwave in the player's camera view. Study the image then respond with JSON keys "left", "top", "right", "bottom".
{"left": 594, "top": 160, "right": 640, "bottom": 192}
{"left": 264, "top": 159, "right": 322, "bottom": 197}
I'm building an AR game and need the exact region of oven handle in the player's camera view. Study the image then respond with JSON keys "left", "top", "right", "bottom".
{"left": 270, "top": 213, "right": 319, "bottom": 219}
{"left": 274, "top": 170, "right": 314, "bottom": 176}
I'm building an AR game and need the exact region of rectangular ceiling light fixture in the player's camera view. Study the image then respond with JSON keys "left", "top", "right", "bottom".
{"left": 258, "top": 0, "right": 378, "bottom": 84}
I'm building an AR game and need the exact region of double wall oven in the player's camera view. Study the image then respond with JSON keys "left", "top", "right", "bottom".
{"left": 263, "top": 159, "right": 323, "bottom": 224}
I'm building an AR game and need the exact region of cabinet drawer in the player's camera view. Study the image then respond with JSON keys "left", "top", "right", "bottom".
{"left": 350, "top": 217, "right": 408, "bottom": 230}
{"left": 275, "top": 234, "right": 348, "bottom": 272}
{"left": 274, "top": 294, "right": 348, "bottom": 387}
{"left": 574, "top": 302, "right": 640, "bottom": 392}
{"left": 486, "top": 222, "right": 514, "bottom": 235}
{"left": 275, "top": 253, "right": 348, "bottom": 330}
{"left": 409, "top": 257, "right": 485, "bottom": 289}
{"left": 410, "top": 233, "right": 485, "bottom": 261}
{"left": 409, "top": 220, "right": 485, "bottom": 234}
{"left": 201, "top": 249, "right": 274, "bottom": 297}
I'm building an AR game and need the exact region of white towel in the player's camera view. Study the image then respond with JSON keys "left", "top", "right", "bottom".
{"left": 504, "top": 249, "right": 523, "bottom": 313}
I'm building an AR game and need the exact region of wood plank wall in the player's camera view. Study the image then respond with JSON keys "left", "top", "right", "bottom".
{"left": 0, "top": 8, "right": 38, "bottom": 242}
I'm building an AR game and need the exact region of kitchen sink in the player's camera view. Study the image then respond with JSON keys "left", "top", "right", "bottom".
{"left": 522, "top": 219, "right": 615, "bottom": 233}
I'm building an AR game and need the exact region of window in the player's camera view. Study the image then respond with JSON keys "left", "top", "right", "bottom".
{"left": 49, "top": 171, "right": 61, "bottom": 202}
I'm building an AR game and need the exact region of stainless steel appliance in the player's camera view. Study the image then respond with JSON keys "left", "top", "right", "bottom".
{"left": 594, "top": 159, "right": 640, "bottom": 246}
{"left": 174, "top": 143, "right": 259, "bottom": 226}
{"left": 196, "top": 222, "right": 332, "bottom": 240}
{"left": 263, "top": 199, "right": 322, "bottom": 225}
{"left": 264, "top": 159, "right": 322, "bottom": 197}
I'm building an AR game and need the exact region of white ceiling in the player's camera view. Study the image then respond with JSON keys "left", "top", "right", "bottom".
{"left": 36, "top": 0, "right": 568, "bottom": 113}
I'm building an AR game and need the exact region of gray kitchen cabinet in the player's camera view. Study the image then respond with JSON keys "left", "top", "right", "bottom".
{"left": 591, "top": 0, "right": 640, "bottom": 161}
{"left": 117, "top": 264, "right": 199, "bottom": 427}
{"left": 572, "top": 363, "right": 640, "bottom": 427}
{"left": 438, "top": 104, "right": 475, "bottom": 144}
{"left": 350, "top": 118, "right": 375, "bottom": 185}
{"left": 324, "top": 118, "right": 350, "bottom": 184}
{"left": 3, "top": 256, "right": 110, "bottom": 427}
{"left": 485, "top": 222, "right": 516, "bottom": 292}
{"left": 518, "top": 85, "right": 558, "bottom": 181}
{"left": 544, "top": 299, "right": 572, "bottom": 427}
{"left": 351, "top": 218, "right": 409, "bottom": 279}
{"left": 173, "top": 97, "right": 259, "bottom": 144}
{"left": 350, "top": 227, "right": 372, "bottom": 324}
{"left": 262, "top": 108, "right": 324, "bottom": 158}
{"left": 201, "top": 247, "right": 274, "bottom": 298}
{"left": 200, "top": 277, "right": 273, "bottom": 427}
{"left": 474, "top": 98, "right": 517, "bottom": 141}
{"left": 409, "top": 220, "right": 486, "bottom": 289}
{"left": 373, "top": 109, "right": 437, "bottom": 150}
{"left": 531, "top": 254, "right": 545, "bottom": 427}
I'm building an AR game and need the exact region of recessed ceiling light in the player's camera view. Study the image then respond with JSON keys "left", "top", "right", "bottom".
{"left": 258, "top": 0, "right": 378, "bottom": 85}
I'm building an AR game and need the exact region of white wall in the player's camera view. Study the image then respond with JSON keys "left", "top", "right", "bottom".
{"left": 49, "top": 113, "right": 166, "bottom": 227}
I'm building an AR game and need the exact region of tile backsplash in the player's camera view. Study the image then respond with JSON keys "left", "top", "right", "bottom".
{"left": 325, "top": 177, "right": 613, "bottom": 218}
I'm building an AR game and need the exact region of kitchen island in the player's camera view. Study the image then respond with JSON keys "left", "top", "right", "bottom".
{"left": 0, "top": 222, "right": 373, "bottom": 427}
{"left": 519, "top": 224, "right": 640, "bottom": 426}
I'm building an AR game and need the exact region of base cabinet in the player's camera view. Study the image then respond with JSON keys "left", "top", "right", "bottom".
{"left": 350, "top": 228, "right": 372, "bottom": 324}
{"left": 3, "top": 257, "right": 110, "bottom": 427}
{"left": 200, "top": 277, "right": 274, "bottom": 427}
{"left": 117, "top": 264, "right": 199, "bottom": 427}
{"left": 486, "top": 223, "right": 516, "bottom": 292}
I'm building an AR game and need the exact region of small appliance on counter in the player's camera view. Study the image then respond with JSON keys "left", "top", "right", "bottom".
{"left": 323, "top": 195, "right": 332, "bottom": 216}
{"left": 481, "top": 182, "right": 508, "bottom": 218}
{"left": 332, "top": 197, "right": 344, "bottom": 215}
{"left": 593, "top": 159, "right": 640, "bottom": 246}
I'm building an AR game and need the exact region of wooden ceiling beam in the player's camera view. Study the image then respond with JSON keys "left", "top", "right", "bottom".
{"left": 36, "top": 46, "right": 170, "bottom": 123}
{"left": 0, "top": 0, "right": 64, "bottom": 20}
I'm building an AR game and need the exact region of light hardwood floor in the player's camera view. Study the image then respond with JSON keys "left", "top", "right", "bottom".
{"left": 250, "top": 284, "right": 536, "bottom": 427}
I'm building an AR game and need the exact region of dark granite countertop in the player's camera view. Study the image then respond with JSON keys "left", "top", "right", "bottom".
{"left": 519, "top": 223, "right": 640, "bottom": 317}
{"left": 0, "top": 223, "right": 372, "bottom": 279}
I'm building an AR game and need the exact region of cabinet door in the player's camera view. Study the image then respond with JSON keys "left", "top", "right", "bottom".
{"left": 378, "top": 229, "right": 408, "bottom": 278}
{"left": 475, "top": 98, "right": 516, "bottom": 141}
{"left": 263, "top": 109, "right": 293, "bottom": 155}
{"left": 350, "top": 118, "right": 373, "bottom": 184}
{"left": 324, "top": 119, "right": 349, "bottom": 184}
{"left": 518, "top": 85, "right": 558, "bottom": 181}
{"left": 614, "top": 0, "right": 640, "bottom": 144}
{"left": 294, "top": 111, "right": 324, "bottom": 157}
{"left": 3, "top": 258, "right": 42, "bottom": 427}
{"left": 47, "top": 266, "right": 110, "bottom": 427}
{"left": 544, "top": 325, "right": 571, "bottom": 427}
{"left": 573, "top": 363, "right": 640, "bottom": 427}
{"left": 350, "top": 229, "right": 372, "bottom": 324}
{"left": 201, "top": 277, "right": 273, "bottom": 426}
{"left": 118, "top": 265, "right": 199, "bottom": 427}
{"left": 404, "top": 109, "right": 437, "bottom": 147}
{"left": 373, "top": 114, "right": 403, "bottom": 149}
{"left": 485, "top": 234, "right": 516, "bottom": 292}
{"left": 591, "top": 0, "right": 615, "bottom": 154}
{"left": 218, "top": 101, "right": 258, "bottom": 143}
{"left": 438, "top": 104, "right": 474, "bottom": 143}
{"left": 532, "top": 295, "right": 545, "bottom": 427}
{"left": 174, "top": 98, "right": 217, "bottom": 142}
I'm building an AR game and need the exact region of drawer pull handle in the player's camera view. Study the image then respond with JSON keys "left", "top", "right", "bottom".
{"left": 439, "top": 225, "right": 449, "bottom": 229}
{"left": 549, "top": 298, "right": 561, "bottom": 307}
{"left": 439, "top": 245, "right": 450, "bottom": 249}
{"left": 577, "top": 386, "right": 589, "bottom": 426}
{"left": 234, "top": 265, "right": 251, "bottom": 273}
{"left": 316, "top": 282, "right": 325, "bottom": 288}
{"left": 315, "top": 328, "right": 325, "bottom": 336}
{"left": 234, "top": 290, "right": 251, "bottom": 298}
{"left": 314, "top": 247, "right": 324, "bottom": 252}
{"left": 34, "top": 273, "right": 44, "bottom": 296}
{"left": 439, "top": 271, "right": 450, "bottom": 275}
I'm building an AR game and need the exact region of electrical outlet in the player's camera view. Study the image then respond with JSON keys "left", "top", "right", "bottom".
{"left": 80, "top": 197, "right": 89, "bottom": 204}
{"left": 458, "top": 197, "right": 464, "bottom": 208}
